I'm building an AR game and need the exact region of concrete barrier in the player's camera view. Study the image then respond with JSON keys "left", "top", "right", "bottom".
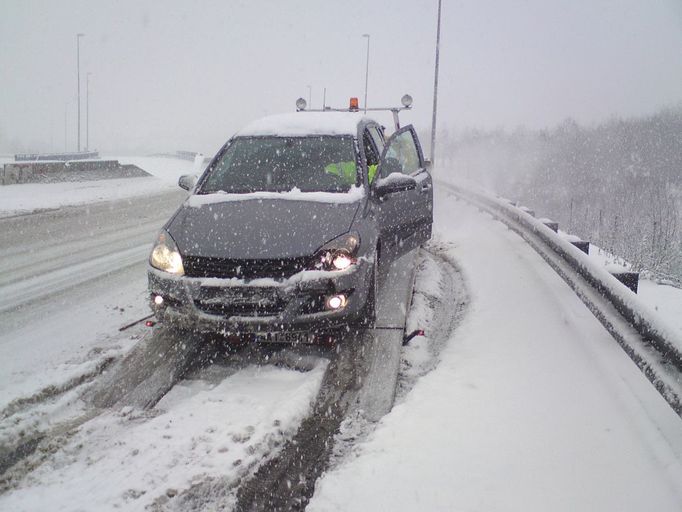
{"left": 1, "top": 160, "right": 150, "bottom": 185}
{"left": 15, "top": 151, "right": 99, "bottom": 161}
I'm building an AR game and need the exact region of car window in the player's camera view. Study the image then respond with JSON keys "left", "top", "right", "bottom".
{"left": 368, "top": 126, "right": 385, "bottom": 153}
{"left": 382, "top": 130, "right": 421, "bottom": 176}
{"left": 363, "top": 129, "right": 380, "bottom": 183}
{"left": 363, "top": 130, "right": 379, "bottom": 167}
{"left": 200, "top": 136, "right": 357, "bottom": 193}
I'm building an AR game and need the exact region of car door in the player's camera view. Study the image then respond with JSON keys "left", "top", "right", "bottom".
{"left": 375, "top": 125, "right": 432, "bottom": 257}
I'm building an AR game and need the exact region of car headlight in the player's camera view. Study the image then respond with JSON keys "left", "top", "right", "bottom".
{"left": 312, "top": 232, "right": 360, "bottom": 271}
{"left": 149, "top": 230, "right": 185, "bottom": 275}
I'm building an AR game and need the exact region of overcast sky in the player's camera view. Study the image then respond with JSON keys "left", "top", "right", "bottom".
{"left": 1, "top": 0, "right": 681, "bottom": 155}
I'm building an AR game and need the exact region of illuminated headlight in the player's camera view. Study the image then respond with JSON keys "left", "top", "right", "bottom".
{"left": 313, "top": 232, "right": 360, "bottom": 272}
{"left": 332, "top": 252, "right": 353, "bottom": 270}
{"left": 325, "top": 294, "right": 347, "bottom": 310}
{"left": 149, "top": 230, "right": 185, "bottom": 275}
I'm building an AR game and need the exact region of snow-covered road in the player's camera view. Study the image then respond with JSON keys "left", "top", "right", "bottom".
{"left": 0, "top": 190, "right": 185, "bottom": 411}
{"left": 308, "top": 188, "right": 682, "bottom": 511}
{"left": 1, "top": 168, "right": 681, "bottom": 511}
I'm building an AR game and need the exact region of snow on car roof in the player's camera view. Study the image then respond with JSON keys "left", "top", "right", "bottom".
{"left": 237, "top": 112, "right": 372, "bottom": 137}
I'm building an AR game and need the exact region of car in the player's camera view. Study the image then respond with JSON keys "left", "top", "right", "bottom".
{"left": 147, "top": 101, "right": 433, "bottom": 342}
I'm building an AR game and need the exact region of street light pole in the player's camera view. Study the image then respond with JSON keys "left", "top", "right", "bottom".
{"left": 64, "top": 102, "right": 68, "bottom": 152}
{"left": 362, "top": 34, "right": 370, "bottom": 113}
{"left": 307, "top": 85, "right": 312, "bottom": 108}
{"left": 86, "top": 72, "right": 91, "bottom": 151}
{"left": 430, "top": 0, "right": 442, "bottom": 166}
{"left": 76, "top": 33, "right": 85, "bottom": 153}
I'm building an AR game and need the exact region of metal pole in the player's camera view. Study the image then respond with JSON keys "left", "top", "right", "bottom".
{"left": 307, "top": 85, "right": 312, "bottom": 108}
{"left": 64, "top": 102, "right": 68, "bottom": 152}
{"left": 86, "top": 73, "right": 91, "bottom": 151}
{"left": 362, "top": 34, "right": 370, "bottom": 113}
{"left": 76, "top": 33, "right": 84, "bottom": 152}
{"left": 430, "top": 0, "right": 442, "bottom": 165}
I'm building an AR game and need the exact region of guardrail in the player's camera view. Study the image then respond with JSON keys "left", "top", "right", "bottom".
{"left": 439, "top": 180, "right": 682, "bottom": 417}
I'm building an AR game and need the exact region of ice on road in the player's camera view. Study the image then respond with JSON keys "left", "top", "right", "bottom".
{"left": 309, "top": 189, "right": 682, "bottom": 511}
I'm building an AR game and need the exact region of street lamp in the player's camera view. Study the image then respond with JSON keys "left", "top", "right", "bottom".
{"left": 64, "top": 101, "right": 69, "bottom": 152}
{"left": 307, "top": 85, "right": 312, "bottom": 108}
{"left": 430, "top": 0, "right": 442, "bottom": 166}
{"left": 86, "top": 73, "right": 92, "bottom": 151}
{"left": 76, "top": 33, "right": 85, "bottom": 152}
{"left": 63, "top": 99, "right": 74, "bottom": 152}
{"left": 362, "top": 34, "right": 370, "bottom": 113}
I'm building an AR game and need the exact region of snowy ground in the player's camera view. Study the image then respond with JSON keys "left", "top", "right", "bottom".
{"left": 1, "top": 362, "right": 326, "bottom": 512}
{"left": 1, "top": 160, "right": 682, "bottom": 511}
{"left": 308, "top": 189, "right": 682, "bottom": 511}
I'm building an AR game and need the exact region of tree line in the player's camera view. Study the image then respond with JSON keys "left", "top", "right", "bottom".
{"left": 440, "top": 108, "right": 682, "bottom": 284}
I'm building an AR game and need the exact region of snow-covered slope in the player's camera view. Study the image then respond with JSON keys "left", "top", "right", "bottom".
{"left": 308, "top": 190, "right": 682, "bottom": 511}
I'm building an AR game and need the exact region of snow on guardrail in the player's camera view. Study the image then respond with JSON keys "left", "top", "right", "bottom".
{"left": 439, "top": 179, "right": 682, "bottom": 416}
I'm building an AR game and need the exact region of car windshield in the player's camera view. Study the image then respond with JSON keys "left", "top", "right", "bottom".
{"left": 198, "top": 136, "right": 357, "bottom": 194}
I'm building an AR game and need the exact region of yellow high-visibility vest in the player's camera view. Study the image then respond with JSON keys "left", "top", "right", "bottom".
{"left": 325, "top": 161, "right": 378, "bottom": 184}
{"left": 324, "top": 161, "right": 356, "bottom": 184}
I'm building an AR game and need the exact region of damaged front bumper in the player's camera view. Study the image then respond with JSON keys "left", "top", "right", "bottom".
{"left": 147, "top": 260, "right": 373, "bottom": 334}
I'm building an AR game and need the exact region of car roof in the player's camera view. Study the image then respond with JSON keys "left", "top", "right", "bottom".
{"left": 236, "top": 112, "right": 376, "bottom": 137}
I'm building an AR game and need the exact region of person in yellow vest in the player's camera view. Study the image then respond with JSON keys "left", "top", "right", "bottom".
{"left": 325, "top": 161, "right": 378, "bottom": 185}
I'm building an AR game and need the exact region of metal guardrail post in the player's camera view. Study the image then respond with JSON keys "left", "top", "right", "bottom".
{"left": 570, "top": 241, "right": 590, "bottom": 254}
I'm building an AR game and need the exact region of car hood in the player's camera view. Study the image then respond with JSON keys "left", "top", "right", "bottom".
{"left": 168, "top": 197, "right": 362, "bottom": 259}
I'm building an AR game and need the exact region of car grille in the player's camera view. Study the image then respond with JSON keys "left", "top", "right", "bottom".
{"left": 195, "top": 299, "right": 287, "bottom": 317}
{"left": 183, "top": 255, "right": 312, "bottom": 280}
{"left": 194, "top": 288, "right": 287, "bottom": 317}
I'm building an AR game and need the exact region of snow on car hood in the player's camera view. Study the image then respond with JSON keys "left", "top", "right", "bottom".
{"left": 168, "top": 193, "right": 363, "bottom": 259}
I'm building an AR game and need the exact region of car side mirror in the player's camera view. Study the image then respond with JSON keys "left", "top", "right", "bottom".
{"left": 424, "top": 159, "right": 433, "bottom": 171}
{"left": 373, "top": 173, "right": 417, "bottom": 198}
{"left": 178, "top": 174, "right": 197, "bottom": 191}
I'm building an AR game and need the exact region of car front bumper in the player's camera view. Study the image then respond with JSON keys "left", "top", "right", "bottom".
{"left": 147, "top": 259, "right": 373, "bottom": 334}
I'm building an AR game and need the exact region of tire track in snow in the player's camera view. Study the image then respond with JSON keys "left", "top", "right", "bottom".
{"left": 325, "top": 245, "right": 469, "bottom": 485}
{"left": 225, "top": 248, "right": 465, "bottom": 512}
{"left": 162, "top": 251, "right": 417, "bottom": 512}
{"left": 0, "top": 326, "right": 207, "bottom": 490}
{"left": 0, "top": 246, "right": 463, "bottom": 509}
{"left": 397, "top": 244, "right": 469, "bottom": 399}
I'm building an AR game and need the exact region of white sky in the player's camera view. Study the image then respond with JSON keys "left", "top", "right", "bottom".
{"left": 1, "top": 0, "right": 681, "bottom": 154}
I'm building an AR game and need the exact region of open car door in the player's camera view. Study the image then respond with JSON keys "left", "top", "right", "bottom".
{"left": 373, "top": 125, "right": 433, "bottom": 259}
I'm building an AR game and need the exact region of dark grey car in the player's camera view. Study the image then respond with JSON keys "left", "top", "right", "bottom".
{"left": 148, "top": 112, "right": 432, "bottom": 341}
